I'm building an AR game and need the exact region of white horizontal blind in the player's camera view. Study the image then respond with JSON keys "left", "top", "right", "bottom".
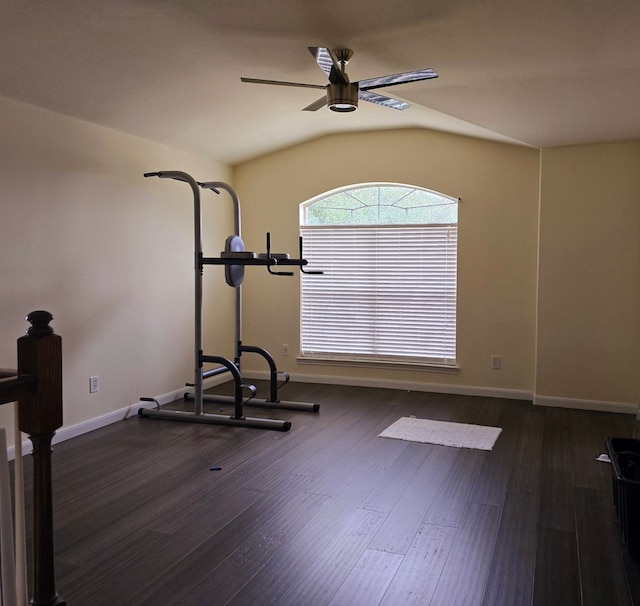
{"left": 300, "top": 224, "right": 457, "bottom": 365}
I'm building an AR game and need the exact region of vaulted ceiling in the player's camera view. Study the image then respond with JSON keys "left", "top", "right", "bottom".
{"left": 2, "top": 0, "right": 639, "bottom": 164}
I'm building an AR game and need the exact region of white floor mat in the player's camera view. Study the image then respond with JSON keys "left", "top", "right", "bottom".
{"left": 379, "top": 417, "right": 502, "bottom": 451}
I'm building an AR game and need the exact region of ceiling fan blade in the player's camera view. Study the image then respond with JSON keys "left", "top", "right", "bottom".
{"left": 241, "top": 77, "right": 325, "bottom": 90}
{"left": 308, "top": 47, "right": 349, "bottom": 84}
{"left": 359, "top": 90, "right": 411, "bottom": 111}
{"left": 358, "top": 68, "right": 438, "bottom": 92}
{"left": 308, "top": 47, "right": 332, "bottom": 76}
{"left": 302, "top": 96, "right": 328, "bottom": 112}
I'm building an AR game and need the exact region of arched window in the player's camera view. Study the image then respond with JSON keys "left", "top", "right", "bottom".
{"left": 299, "top": 183, "right": 458, "bottom": 367}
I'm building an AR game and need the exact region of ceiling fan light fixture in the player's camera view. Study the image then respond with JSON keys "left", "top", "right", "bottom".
{"left": 328, "top": 82, "right": 358, "bottom": 112}
{"left": 330, "top": 102, "right": 357, "bottom": 113}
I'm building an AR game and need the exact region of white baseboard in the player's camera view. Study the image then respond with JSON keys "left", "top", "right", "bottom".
{"left": 243, "top": 370, "right": 534, "bottom": 401}
{"left": 7, "top": 374, "right": 230, "bottom": 461}
{"left": 8, "top": 374, "right": 635, "bottom": 460}
{"left": 533, "top": 394, "right": 637, "bottom": 414}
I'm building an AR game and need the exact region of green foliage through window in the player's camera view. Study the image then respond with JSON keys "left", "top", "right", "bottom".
{"left": 301, "top": 183, "right": 457, "bottom": 226}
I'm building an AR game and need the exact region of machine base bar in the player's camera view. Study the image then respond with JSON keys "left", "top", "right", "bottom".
{"left": 185, "top": 392, "right": 319, "bottom": 413}
{"left": 138, "top": 407, "right": 291, "bottom": 431}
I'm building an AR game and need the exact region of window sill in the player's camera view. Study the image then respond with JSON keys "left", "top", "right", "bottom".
{"left": 295, "top": 356, "right": 460, "bottom": 374}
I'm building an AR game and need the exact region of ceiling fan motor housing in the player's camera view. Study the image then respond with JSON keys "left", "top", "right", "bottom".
{"left": 328, "top": 82, "right": 359, "bottom": 112}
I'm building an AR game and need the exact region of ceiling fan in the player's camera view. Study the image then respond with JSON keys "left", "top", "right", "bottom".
{"left": 241, "top": 47, "right": 438, "bottom": 113}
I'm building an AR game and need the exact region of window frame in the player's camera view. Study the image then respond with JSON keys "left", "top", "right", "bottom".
{"left": 299, "top": 183, "right": 459, "bottom": 370}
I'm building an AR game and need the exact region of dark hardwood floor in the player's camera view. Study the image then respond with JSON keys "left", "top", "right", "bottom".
{"left": 23, "top": 382, "right": 640, "bottom": 605}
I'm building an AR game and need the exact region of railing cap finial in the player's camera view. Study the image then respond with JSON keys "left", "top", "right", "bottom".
{"left": 25, "top": 310, "right": 54, "bottom": 336}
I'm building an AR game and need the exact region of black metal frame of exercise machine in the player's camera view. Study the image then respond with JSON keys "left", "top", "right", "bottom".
{"left": 139, "top": 170, "right": 320, "bottom": 431}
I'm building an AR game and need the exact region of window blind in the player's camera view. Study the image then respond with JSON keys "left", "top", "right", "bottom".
{"left": 300, "top": 224, "right": 457, "bottom": 365}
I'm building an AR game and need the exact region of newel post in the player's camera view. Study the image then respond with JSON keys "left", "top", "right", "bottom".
{"left": 17, "top": 311, "right": 66, "bottom": 606}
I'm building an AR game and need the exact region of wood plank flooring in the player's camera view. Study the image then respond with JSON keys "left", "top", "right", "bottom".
{"left": 19, "top": 382, "right": 640, "bottom": 605}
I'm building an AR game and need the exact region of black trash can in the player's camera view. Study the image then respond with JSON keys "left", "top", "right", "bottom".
{"left": 606, "top": 437, "right": 640, "bottom": 558}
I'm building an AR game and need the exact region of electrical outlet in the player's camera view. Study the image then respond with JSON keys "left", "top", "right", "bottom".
{"left": 89, "top": 375, "right": 100, "bottom": 393}
{"left": 282, "top": 344, "right": 290, "bottom": 356}
{"left": 491, "top": 356, "right": 501, "bottom": 370}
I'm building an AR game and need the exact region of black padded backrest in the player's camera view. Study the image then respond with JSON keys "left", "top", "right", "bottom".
{"left": 224, "top": 235, "right": 245, "bottom": 287}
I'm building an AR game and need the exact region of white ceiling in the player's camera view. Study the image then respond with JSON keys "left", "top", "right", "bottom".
{"left": 2, "top": 0, "right": 640, "bottom": 165}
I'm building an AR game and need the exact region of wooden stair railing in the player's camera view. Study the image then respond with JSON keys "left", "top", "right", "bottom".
{"left": 0, "top": 310, "right": 65, "bottom": 606}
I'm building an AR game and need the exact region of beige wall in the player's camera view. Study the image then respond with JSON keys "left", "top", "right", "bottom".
{"left": 3, "top": 96, "right": 637, "bottom": 440}
{"left": 537, "top": 141, "right": 640, "bottom": 406}
{"left": 234, "top": 128, "right": 540, "bottom": 395}
{"left": 0, "top": 95, "right": 233, "bottom": 444}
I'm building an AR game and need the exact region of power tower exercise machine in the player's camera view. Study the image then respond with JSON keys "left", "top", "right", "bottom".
{"left": 139, "top": 170, "right": 321, "bottom": 431}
